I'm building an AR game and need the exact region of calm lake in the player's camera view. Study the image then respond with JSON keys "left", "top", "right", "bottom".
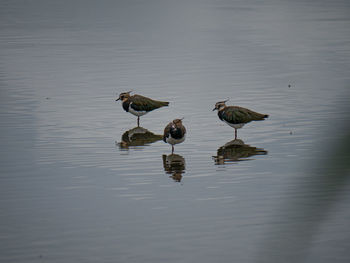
{"left": 1, "top": 0, "right": 349, "bottom": 262}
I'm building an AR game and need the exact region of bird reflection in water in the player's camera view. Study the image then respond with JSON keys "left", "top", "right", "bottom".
{"left": 213, "top": 139, "right": 267, "bottom": 165}
{"left": 162, "top": 154, "right": 186, "bottom": 182}
{"left": 117, "top": 126, "right": 163, "bottom": 149}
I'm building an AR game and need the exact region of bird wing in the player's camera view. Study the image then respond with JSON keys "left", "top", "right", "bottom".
{"left": 220, "top": 106, "right": 267, "bottom": 124}
{"left": 130, "top": 95, "right": 169, "bottom": 112}
{"left": 163, "top": 122, "right": 172, "bottom": 142}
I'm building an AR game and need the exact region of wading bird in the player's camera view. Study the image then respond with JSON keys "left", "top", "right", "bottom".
{"left": 163, "top": 118, "right": 186, "bottom": 154}
{"left": 213, "top": 100, "right": 268, "bottom": 139}
{"left": 116, "top": 91, "right": 169, "bottom": 126}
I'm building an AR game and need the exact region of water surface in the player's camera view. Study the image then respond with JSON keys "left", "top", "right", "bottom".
{"left": 1, "top": 0, "right": 350, "bottom": 262}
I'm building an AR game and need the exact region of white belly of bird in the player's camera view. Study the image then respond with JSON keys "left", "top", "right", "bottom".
{"left": 224, "top": 120, "right": 245, "bottom": 129}
{"left": 166, "top": 135, "right": 185, "bottom": 145}
{"left": 128, "top": 104, "right": 147, "bottom": 117}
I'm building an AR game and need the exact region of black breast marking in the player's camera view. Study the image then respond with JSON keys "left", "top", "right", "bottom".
{"left": 170, "top": 126, "right": 184, "bottom": 139}
{"left": 122, "top": 100, "right": 130, "bottom": 112}
{"left": 218, "top": 110, "right": 224, "bottom": 121}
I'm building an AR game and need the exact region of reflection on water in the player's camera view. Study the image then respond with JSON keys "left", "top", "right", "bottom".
{"left": 162, "top": 154, "right": 186, "bottom": 182}
{"left": 117, "top": 126, "right": 163, "bottom": 149}
{"left": 213, "top": 139, "right": 267, "bottom": 164}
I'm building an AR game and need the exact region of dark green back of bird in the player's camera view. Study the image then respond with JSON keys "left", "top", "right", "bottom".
{"left": 219, "top": 106, "right": 268, "bottom": 124}
{"left": 130, "top": 95, "right": 169, "bottom": 112}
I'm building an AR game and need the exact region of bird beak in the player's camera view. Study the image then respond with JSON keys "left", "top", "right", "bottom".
{"left": 116, "top": 98, "right": 120, "bottom": 101}
{"left": 212, "top": 107, "right": 217, "bottom": 111}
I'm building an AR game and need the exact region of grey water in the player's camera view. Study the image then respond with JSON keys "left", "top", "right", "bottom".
{"left": 1, "top": 0, "right": 350, "bottom": 262}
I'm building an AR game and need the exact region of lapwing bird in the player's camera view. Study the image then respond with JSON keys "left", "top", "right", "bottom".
{"left": 163, "top": 119, "right": 186, "bottom": 154}
{"left": 213, "top": 100, "right": 268, "bottom": 139}
{"left": 116, "top": 91, "right": 169, "bottom": 126}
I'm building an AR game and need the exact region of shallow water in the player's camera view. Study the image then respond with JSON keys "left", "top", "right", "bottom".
{"left": 1, "top": 0, "right": 350, "bottom": 262}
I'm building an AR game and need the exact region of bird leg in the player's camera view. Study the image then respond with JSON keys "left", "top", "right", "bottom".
{"left": 137, "top": 116, "right": 140, "bottom": 127}
{"left": 234, "top": 128, "right": 237, "bottom": 140}
{"left": 172, "top": 145, "right": 174, "bottom": 154}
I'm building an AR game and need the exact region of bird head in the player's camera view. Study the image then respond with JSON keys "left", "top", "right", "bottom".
{"left": 116, "top": 91, "right": 132, "bottom": 102}
{"left": 213, "top": 99, "right": 228, "bottom": 111}
{"left": 173, "top": 118, "right": 184, "bottom": 126}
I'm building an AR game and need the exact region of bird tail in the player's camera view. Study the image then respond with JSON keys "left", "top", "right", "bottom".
{"left": 158, "top": 101, "right": 169, "bottom": 107}
{"left": 255, "top": 113, "right": 269, "bottom": 120}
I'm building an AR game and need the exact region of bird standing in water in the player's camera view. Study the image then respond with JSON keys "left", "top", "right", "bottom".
{"left": 116, "top": 91, "right": 169, "bottom": 127}
{"left": 213, "top": 100, "right": 268, "bottom": 139}
{"left": 163, "top": 119, "right": 186, "bottom": 154}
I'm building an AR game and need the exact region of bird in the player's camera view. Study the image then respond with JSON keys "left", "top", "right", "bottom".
{"left": 163, "top": 118, "right": 186, "bottom": 154}
{"left": 116, "top": 91, "right": 169, "bottom": 127}
{"left": 213, "top": 100, "right": 268, "bottom": 139}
